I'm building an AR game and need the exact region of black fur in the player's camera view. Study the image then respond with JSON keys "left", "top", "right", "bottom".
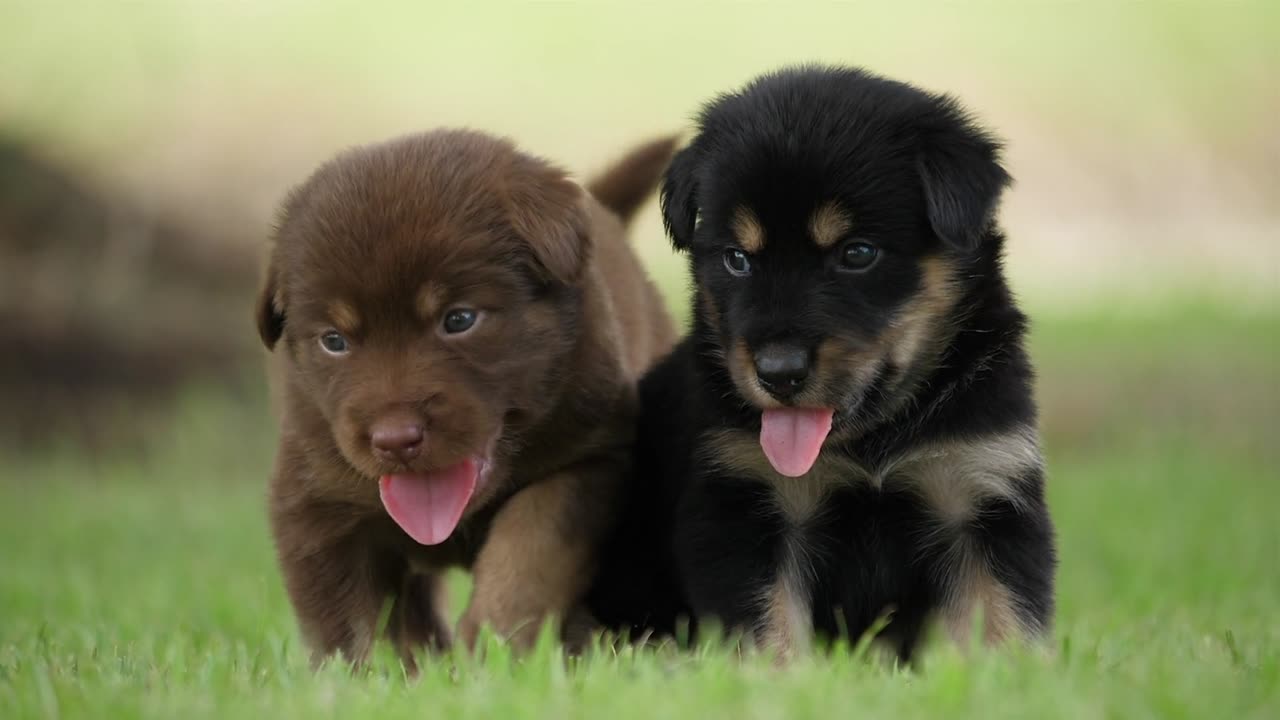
{"left": 588, "top": 65, "right": 1056, "bottom": 659}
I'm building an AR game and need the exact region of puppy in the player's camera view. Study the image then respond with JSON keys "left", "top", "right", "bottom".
{"left": 598, "top": 66, "right": 1056, "bottom": 660}
{"left": 255, "top": 129, "right": 677, "bottom": 666}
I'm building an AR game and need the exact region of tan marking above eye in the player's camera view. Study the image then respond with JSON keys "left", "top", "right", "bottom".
{"left": 416, "top": 283, "right": 445, "bottom": 320}
{"left": 731, "top": 206, "right": 765, "bottom": 253}
{"left": 808, "top": 202, "right": 852, "bottom": 249}
{"left": 328, "top": 300, "right": 361, "bottom": 335}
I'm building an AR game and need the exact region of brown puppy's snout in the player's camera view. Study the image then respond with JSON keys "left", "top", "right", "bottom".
{"left": 752, "top": 343, "right": 812, "bottom": 400}
{"left": 370, "top": 419, "right": 425, "bottom": 464}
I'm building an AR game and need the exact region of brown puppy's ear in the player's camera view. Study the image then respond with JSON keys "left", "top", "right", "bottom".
{"left": 504, "top": 159, "right": 590, "bottom": 286}
{"left": 916, "top": 97, "right": 1012, "bottom": 253}
{"left": 255, "top": 255, "right": 285, "bottom": 349}
{"left": 659, "top": 146, "right": 699, "bottom": 251}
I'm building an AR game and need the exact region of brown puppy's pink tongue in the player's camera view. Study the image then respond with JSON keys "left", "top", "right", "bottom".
{"left": 760, "top": 408, "right": 835, "bottom": 477}
{"left": 379, "top": 458, "right": 478, "bottom": 545}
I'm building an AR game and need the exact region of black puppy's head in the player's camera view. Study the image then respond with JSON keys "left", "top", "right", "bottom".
{"left": 663, "top": 66, "right": 1010, "bottom": 434}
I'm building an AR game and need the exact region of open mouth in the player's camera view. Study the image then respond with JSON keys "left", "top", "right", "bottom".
{"left": 379, "top": 456, "right": 493, "bottom": 546}
{"left": 759, "top": 407, "right": 835, "bottom": 478}
{"left": 378, "top": 430, "right": 499, "bottom": 546}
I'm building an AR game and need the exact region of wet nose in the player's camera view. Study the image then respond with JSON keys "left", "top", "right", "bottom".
{"left": 753, "top": 344, "right": 811, "bottom": 399}
{"left": 370, "top": 422, "right": 424, "bottom": 463}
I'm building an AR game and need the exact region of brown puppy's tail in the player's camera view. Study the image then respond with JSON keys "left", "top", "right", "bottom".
{"left": 586, "top": 135, "right": 681, "bottom": 225}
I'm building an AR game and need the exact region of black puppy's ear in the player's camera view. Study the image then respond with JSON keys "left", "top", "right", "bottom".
{"left": 659, "top": 146, "right": 700, "bottom": 250}
{"left": 255, "top": 255, "right": 285, "bottom": 350}
{"left": 916, "top": 99, "right": 1012, "bottom": 253}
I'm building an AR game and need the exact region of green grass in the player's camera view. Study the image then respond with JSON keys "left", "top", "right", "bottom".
{"left": 2, "top": 300, "right": 1278, "bottom": 718}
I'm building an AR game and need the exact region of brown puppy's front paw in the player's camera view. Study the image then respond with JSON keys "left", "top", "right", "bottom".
{"left": 272, "top": 513, "right": 386, "bottom": 669}
{"left": 457, "top": 604, "right": 547, "bottom": 653}
{"left": 455, "top": 609, "right": 488, "bottom": 652}
{"left": 459, "top": 468, "right": 611, "bottom": 654}
{"left": 387, "top": 572, "right": 452, "bottom": 672}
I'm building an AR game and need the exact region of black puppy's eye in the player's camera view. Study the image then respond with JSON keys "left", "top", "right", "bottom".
{"left": 723, "top": 248, "right": 752, "bottom": 277}
{"left": 442, "top": 308, "right": 479, "bottom": 335}
{"left": 319, "top": 331, "right": 349, "bottom": 355}
{"left": 839, "top": 241, "right": 879, "bottom": 271}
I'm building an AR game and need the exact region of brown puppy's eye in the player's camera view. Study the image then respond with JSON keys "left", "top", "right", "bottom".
{"left": 442, "top": 308, "right": 479, "bottom": 335}
{"left": 839, "top": 241, "right": 879, "bottom": 272}
{"left": 319, "top": 331, "right": 349, "bottom": 355}
{"left": 723, "top": 247, "right": 752, "bottom": 277}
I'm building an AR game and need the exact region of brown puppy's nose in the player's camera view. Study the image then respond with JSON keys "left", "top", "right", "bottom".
{"left": 370, "top": 422, "right": 424, "bottom": 463}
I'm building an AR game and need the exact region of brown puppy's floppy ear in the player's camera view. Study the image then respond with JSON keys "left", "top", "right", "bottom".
{"left": 255, "top": 254, "right": 285, "bottom": 350}
{"left": 659, "top": 146, "right": 699, "bottom": 251}
{"left": 916, "top": 97, "right": 1012, "bottom": 253}
{"left": 504, "top": 158, "right": 590, "bottom": 286}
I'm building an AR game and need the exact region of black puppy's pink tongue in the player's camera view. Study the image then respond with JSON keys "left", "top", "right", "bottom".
{"left": 379, "top": 458, "right": 478, "bottom": 545}
{"left": 760, "top": 408, "right": 835, "bottom": 477}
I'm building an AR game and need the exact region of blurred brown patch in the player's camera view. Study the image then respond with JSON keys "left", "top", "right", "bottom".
{"left": 1037, "top": 355, "right": 1280, "bottom": 460}
{"left": 0, "top": 138, "right": 259, "bottom": 452}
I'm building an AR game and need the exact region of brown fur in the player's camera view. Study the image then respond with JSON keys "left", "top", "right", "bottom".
{"left": 586, "top": 136, "right": 682, "bottom": 224}
{"left": 256, "top": 129, "right": 676, "bottom": 666}
{"left": 328, "top": 300, "right": 361, "bottom": 336}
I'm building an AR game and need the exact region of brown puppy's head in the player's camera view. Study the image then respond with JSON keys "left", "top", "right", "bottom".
{"left": 257, "top": 130, "right": 589, "bottom": 541}
{"left": 662, "top": 67, "right": 1011, "bottom": 477}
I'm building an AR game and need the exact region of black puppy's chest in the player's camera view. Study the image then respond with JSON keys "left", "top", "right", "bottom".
{"left": 765, "top": 456, "right": 938, "bottom": 624}
{"left": 679, "top": 428, "right": 1037, "bottom": 654}
{"left": 781, "top": 478, "right": 939, "bottom": 648}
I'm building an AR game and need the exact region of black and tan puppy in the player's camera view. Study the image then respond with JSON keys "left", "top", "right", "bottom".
{"left": 594, "top": 66, "right": 1055, "bottom": 660}
{"left": 256, "top": 130, "right": 676, "bottom": 666}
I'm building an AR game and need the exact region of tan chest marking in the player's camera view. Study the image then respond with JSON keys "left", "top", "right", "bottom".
{"left": 702, "top": 425, "right": 1038, "bottom": 519}
{"left": 883, "top": 426, "right": 1042, "bottom": 527}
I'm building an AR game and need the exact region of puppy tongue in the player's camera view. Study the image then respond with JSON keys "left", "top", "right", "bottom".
{"left": 760, "top": 408, "right": 835, "bottom": 477}
{"left": 379, "top": 458, "right": 478, "bottom": 545}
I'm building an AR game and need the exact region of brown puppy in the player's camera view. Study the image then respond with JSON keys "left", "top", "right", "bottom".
{"left": 255, "top": 130, "right": 677, "bottom": 666}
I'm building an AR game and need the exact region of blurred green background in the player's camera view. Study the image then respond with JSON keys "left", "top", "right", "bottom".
{"left": 1, "top": 1, "right": 1277, "bottom": 717}
{"left": 2, "top": 0, "right": 1277, "bottom": 445}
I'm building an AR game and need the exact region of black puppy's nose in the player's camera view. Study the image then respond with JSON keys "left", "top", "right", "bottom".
{"left": 753, "top": 344, "right": 811, "bottom": 398}
{"left": 371, "top": 422, "right": 424, "bottom": 463}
